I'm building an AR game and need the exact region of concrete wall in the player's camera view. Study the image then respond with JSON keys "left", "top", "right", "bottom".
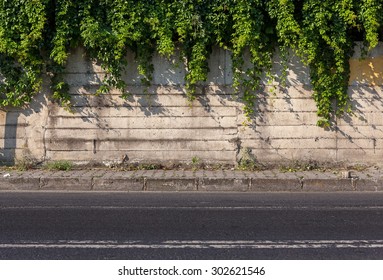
{"left": 1, "top": 43, "right": 383, "bottom": 166}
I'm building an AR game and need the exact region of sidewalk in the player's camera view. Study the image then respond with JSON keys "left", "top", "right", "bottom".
{"left": 0, "top": 167, "right": 382, "bottom": 192}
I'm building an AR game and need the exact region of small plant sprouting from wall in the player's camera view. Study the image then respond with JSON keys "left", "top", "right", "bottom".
{"left": 237, "top": 147, "right": 262, "bottom": 171}
{"left": 0, "top": 0, "right": 382, "bottom": 127}
{"left": 15, "top": 156, "right": 38, "bottom": 171}
{"left": 191, "top": 156, "right": 202, "bottom": 171}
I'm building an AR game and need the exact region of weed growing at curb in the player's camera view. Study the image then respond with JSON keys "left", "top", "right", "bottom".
{"left": 15, "top": 156, "right": 37, "bottom": 171}
{"left": 346, "top": 164, "right": 369, "bottom": 172}
{"left": 44, "top": 161, "right": 73, "bottom": 171}
{"left": 191, "top": 156, "right": 201, "bottom": 171}
{"left": 236, "top": 148, "right": 263, "bottom": 171}
{"left": 279, "top": 160, "right": 327, "bottom": 173}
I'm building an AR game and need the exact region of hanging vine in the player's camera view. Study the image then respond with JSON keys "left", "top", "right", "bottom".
{"left": 49, "top": 0, "right": 80, "bottom": 108}
{"left": 0, "top": 0, "right": 383, "bottom": 126}
{"left": 358, "top": 0, "right": 383, "bottom": 49}
{"left": 0, "top": 0, "right": 48, "bottom": 107}
{"left": 297, "top": 0, "right": 358, "bottom": 126}
{"left": 230, "top": 0, "right": 275, "bottom": 119}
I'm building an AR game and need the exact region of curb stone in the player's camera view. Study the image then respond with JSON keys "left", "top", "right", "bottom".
{"left": 145, "top": 178, "right": 197, "bottom": 192}
{"left": 250, "top": 178, "right": 302, "bottom": 192}
{"left": 40, "top": 177, "right": 92, "bottom": 191}
{"left": 0, "top": 169, "right": 382, "bottom": 192}
{"left": 0, "top": 177, "right": 40, "bottom": 191}
{"left": 92, "top": 177, "right": 144, "bottom": 191}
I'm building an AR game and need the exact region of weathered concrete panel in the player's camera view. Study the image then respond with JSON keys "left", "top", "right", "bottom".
{"left": 336, "top": 138, "right": 379, "bottom": 149}
{"left": 97, "top": 139, "right": 234, "bottom": 152}
{"left": 65, "top": 47, "right": 104, "bottom": 73}
{"left": 349, "top": 61, "right": 383, "bottom": 86}
{"left": 52, "top": 106, "right": 238, "bottom": 118}
{"left": 262, "top": 85, "right": 314, "bottom": 99}
{"left": 47, "top": 116, "right": 237, "bottom": 129}
{"left": 69, "top": 92, "right": 239, "bottom": 108}
{"left": 46, "top": 128, "right": 238, "bottom": 141}
{"left": 239, "top": 125, "right": 336, "bottom": 139}
{"left": 337, "top": 126, "right": 383, "bottom": 138}
{"left": 347, "top": 86, "right": 383, "bottom": 99}
{"left": 45, "top": 150, "right": 236, "bottom": 163}
{"left": 255, "top": 98, "right": 319, "bottom": 112}
{"left": 47, "top": 139, "right": 235, "bottom": 152}
{"left": 241, "top": 138, "right": 337, "bottom": 150}
{"left": 337, "top": 112, "right": 383, "bottom": 126}
{"left": 152, "top": 52, "right": 186, "bottom": 85}
{"left": 206, "top": 47, "right": 233, "bottom": 85}
{"left": 337, "top": 149, "right": 383, "bottom": 163}
{"left": 255, "top": 112, "right": 319, "bottom": 126}
{"left": 252, "top": 148, "right": 338, "bottom": 163}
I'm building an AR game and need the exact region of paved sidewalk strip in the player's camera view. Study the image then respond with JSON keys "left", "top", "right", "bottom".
{"left": 0, "top": 168, "right": 382, "bottom": 192}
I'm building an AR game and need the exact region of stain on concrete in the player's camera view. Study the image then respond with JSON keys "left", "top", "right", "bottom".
{"left": 349, "top": 56, "right": 383, "bottom": 86}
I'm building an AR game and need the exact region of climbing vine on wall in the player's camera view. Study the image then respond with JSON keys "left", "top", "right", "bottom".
{"left": 0, "top": 0, "right": 48, "bottom": 107}
{"left": 0, "top": 0, "right": 382, "bottom": 126}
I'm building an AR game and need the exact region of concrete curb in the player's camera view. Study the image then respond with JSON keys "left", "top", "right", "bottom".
{"left": 0, "top": 169, "right": 382, "bottom": 192}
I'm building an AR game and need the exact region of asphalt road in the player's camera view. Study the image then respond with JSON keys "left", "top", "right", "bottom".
{"left": 1, "top": 192, "right": 383, "bottom": 259}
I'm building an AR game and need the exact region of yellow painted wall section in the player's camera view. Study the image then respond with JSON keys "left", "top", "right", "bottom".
{"left": 349, "top": 56, "right": 383, "bottom": 85}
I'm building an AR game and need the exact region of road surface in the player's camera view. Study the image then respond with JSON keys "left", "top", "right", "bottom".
{"left": 0, "top": 192, "right": 383, "bottom": 259}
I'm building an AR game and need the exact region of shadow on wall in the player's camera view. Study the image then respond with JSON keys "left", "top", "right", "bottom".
{"left": 55, "top": 46, "right": 321, "bottom": 165}
{"left": 337, "top": 86, "right": 383, "bottom": 155}
{"left": 254, "top": 49, "right": 313, "bottom": 125}
{"left": 67, "top": 47, "right": 315, "bottom": 123}
{"left": 333, "top": 47, "right": 383, "bottom": 162}
{"left": 43, "top": 44, "right": 383, "bottom": 165}
{"left": 66, "top": 48, "right": 169, "bottom": 119}
{"left": 0, "top": 102, "right": 45, "bottom": 166}
{"left": 0, "top": 111, "right": 18, "bottom": 165}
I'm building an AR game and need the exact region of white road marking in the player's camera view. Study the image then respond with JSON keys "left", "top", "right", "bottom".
{"left": 2, "top": 206, "right": 383, "bottom": 210}
{"left": 1, "top": 240, "right": 383, "bottom": 249}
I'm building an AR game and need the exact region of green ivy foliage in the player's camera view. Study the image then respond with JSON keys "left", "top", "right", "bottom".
{"left": 300, "top": 0, "right": 357, "bottom": 126}
{"left": 0, "top": 0, "right": 382, "bottom": 126}
{"left": 0, "top": 0, "right": 48, "bottom": 107}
